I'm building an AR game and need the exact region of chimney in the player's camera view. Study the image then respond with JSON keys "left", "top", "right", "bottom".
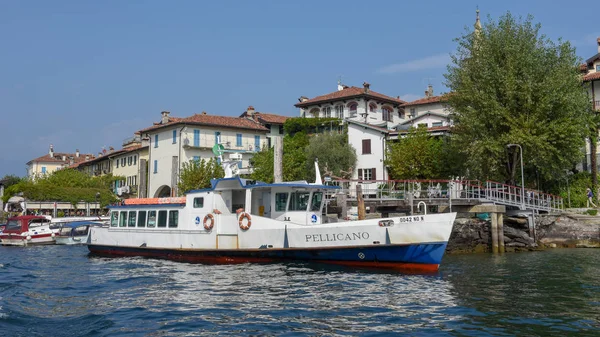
{"left": 298, "top": 96, "right": 308, "bottom": 103}
{"left": 85, "top": 155, "right": 90, "bottom": 161}
{"left": 75, "top": 149, "right": 80, "bottom": 158}
{"left": 597, "top": 37, "right": 600, "bottom": 53}
{"left": 425, "top": 85, "right": 434, "bottom": 98}
{"left": 109, "top": 146, "right": 114, "bottom": 153}
{"left": 62, "top": 155, "right": 66, "bottom": 161}
{"left": 161, "top": 111, "right": 170, "bottom": 124}
{"left": 201, "top": 111, "right": 207, "bottom": 115}
{"left": 246, "top": 106, "right": 255, "bottom": 116}
{"left": 49, "top": 144, "right": 54, "bottom": 158}
{"left": 337, "top": 80, "right": 344, "bottom": 91}
{"left": 363, "top": 82, "right": 370, "bottom": 93}
{"left": 69, "top": 158, "right": 74, "bottom": 165}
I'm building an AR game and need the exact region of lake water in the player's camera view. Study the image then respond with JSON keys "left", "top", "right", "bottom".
{"left": 0, "top": 246, "right": 598, "bottom": 336}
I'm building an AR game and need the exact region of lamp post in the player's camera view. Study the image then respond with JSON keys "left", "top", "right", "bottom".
{"left": 507, "top": 144, "right": 525, "bottom": 210}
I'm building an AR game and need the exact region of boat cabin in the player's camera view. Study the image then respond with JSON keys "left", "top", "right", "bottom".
{"left": 186, "top": 177, "right": 338, "bottom": 225}
{"left": 2, "top": 215, "right": 51, "bottom": 234}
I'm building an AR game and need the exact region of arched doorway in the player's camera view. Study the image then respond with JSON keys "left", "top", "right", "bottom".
{"left": 154, "top": 185, "right": 171, "bottom": 198}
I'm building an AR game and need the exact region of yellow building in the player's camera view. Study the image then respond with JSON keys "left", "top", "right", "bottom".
{"left": 26, "top": 145, "right": 94, "bottom": 180}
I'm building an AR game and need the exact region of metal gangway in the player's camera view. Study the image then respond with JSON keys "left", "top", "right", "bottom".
{"left": 327, "top": 179, "right": 563, "bottom": 213}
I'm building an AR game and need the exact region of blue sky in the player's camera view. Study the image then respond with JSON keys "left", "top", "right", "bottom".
{"left": 1, "top": 0, "right": 598, "bottom": 177}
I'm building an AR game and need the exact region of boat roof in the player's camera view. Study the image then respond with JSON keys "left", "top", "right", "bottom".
{"left": 187, "top": 176, "right": 340, "bottom": 194}
{"left": 60, "top": 221, "right": 105, "bottom": 228}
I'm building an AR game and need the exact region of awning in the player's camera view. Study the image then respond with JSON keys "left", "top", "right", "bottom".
{"left": 7, "top": 196, "right": 25, "bottom": 203}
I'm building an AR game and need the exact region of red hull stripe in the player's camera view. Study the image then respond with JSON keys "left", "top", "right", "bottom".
{"left": 89, "top": 248, "right": 439, "bottom": 273}
{"left": 0, "top": 233, "right": 53, "bottom": 240}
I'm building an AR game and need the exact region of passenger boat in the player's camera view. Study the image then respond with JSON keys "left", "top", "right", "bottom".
{"left": 55, "top": 220, "right": 106, "bottom": 245}
{"left": 88, "top": 163, "right": 456, "bottom": 272}
{"left": 0, "top": 215, "right": 57, "bottom": 246}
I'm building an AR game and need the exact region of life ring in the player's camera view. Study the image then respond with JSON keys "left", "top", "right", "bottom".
{"left": 203, "top": 214, "right": 215, "bottom": 231}
{"left": 238, "top": 212, "right": 252, "bottom": 230}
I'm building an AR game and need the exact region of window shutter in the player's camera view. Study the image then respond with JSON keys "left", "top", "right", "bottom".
{"left": 372, "top": 168, "right": 377, "bottom": 180}
{"left": 362, "top": 139, "right": 371, "bottom": 154}
{"left": 358, "top": 169, "right": 363, "bottom": 180}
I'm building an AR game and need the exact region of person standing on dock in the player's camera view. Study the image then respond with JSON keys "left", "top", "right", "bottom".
{"left": 586, "top": 188, "right": 597, "bottom": 208}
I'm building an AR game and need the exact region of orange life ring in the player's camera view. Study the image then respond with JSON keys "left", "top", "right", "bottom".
{"left": 238, "top": 212, "right": 252, "bottom": 230}
{"left": 203, "top": 214, "right": 214, "bottom": 231}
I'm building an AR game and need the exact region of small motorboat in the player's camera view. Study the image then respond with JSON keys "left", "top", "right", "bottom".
{"left": 54, "top": 221, "right": 106, "bottom": 245}
{"left": 0, "top": 215, "right": 57, "bottom": 246}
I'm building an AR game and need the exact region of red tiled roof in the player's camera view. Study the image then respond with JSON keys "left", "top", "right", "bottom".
{"left": 401, "top": 95, "right": 447, "bottom": 107}
{"left": 139, "top": 114, "right": 268, "bottom": 133}
{"left": 295, "top": 86, "right": 405, "bottom": 107}
{"left": 239, "top": 111, "right": 290, "bottom": 125}
{"left": 583, "top": 72, "right": 600, "bottom": 82}
{"left": 28, "top": 152, "right": 94, "bottom": 165}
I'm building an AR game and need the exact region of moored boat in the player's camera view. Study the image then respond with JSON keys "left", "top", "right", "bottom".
{"left": 88, "top": 164, "right": 456, "bottom": 271}
{"left": 0, "top": 215, "right": 57, "bottom": 246}
{"left": 54, "top": 220, "right": 106, "bottom": 245}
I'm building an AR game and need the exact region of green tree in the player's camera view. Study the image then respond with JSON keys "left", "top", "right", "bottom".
{"left": 178, "top": 158, "right": 224, "bottom": 195}
{"left": 305, "top": 132, "right": 357, "bottom": 180}
{"left": 0, "top": 174, "right": 23, "bottom": 188}
{"left": 386, "top": 126, "right": 444, "bottom": 179}
{"left": 249, "top": 146, "right": 275, "bottom": 183}
{"left": 2, "top": 169, "right": 120, "bottom": 207}
{"left": 444, "top": 12, "right": 589, "bottom": 185}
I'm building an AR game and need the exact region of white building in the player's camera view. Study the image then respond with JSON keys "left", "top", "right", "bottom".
{"left": 140, "top": 110, "right": 274, "bottom": 198}
{"left": 295, "top": 82, "right": 406, "bottom": 129}
{"left": 239, "top": 106, "right": 289, "bottom": 148}
{"left": 581, "top": 37, "right": 600, "bottom": 172}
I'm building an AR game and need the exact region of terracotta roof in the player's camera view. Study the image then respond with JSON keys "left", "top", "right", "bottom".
{"left": 583, "top": 72, "right": 600, "bottom": 82}
{"left": 401, "top": 95, "right": 448, "bottom": 107}
{"left": 239, "top": 111, "right": 290, "bottom": 125}
{"left": 294, "top": 86, "right": 405, "bottom": 108}
{"left": 139, "top": 114, "right": 268, "bottom": 134}
{"left": 580, "top": 63, "right": 589, "bottom": 73}
{"left": 27, "top": 152, "right": 94, "bottom": 165}
{"left": 585, "top": 53, "right": 600, "bottom": 65}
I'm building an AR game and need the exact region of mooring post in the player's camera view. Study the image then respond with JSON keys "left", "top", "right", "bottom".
{"left": 497, "top": 212, "right": 505, "bottom": 253}
{"left": 491, "top": 212, "right": 499, "bottom": 254}
{"left": 356, "top": 185, "right": 366, "bottom": 220}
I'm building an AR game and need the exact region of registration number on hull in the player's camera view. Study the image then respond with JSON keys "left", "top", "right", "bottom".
{"left": 398, "top": 216, "right": 424, "bottom": 223}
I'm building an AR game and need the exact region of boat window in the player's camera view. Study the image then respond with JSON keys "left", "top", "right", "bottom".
{"left": 157, "top": 210, "right": 168, "bottom": 228}
{"left": 275, "top": 193, "right": 288, "bottom": 212}
{"left": 59, "top": 227, "right": 72, "bottom": 236}
{"left": 128, "top": 211, "right": 137, "bottom": 227}
{"left": 111, "top": 211, "right": 119, "bottom": 227}
{"left": 74, "top": 226, "right": 89, "bottom": 236}
{"left": 193, "top": 197, "right": 204, "bottom": 208}
{"left": 119, "top": 211, "right": 127, "bottom": 227}
{"left": 310, "top": 192, "right": 323, "bottom": 212}
{"left": 6, "top": 220, "right": 21, "bottom": 231}
{"left": 28, "top": 218, "right": 48, "bottom": 229}
{"left": 289, "top": 191, "right": 310, "bottom": 211}
{"left": 147, "top": 211, "right": 157, "bottom": 228}
{"left": 168, "top": 211, "right": 178, "bottom": 228}
{"left": 137, "top": 211, "right": 147, "bottom": 227}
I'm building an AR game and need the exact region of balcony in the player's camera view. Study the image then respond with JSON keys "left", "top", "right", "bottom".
{"left": 183, "top": 138, "right": 262, "bottom": 152}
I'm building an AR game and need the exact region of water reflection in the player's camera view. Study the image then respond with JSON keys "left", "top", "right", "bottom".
{"left": 1, "top": 245, "right": 599, "bottom": 336}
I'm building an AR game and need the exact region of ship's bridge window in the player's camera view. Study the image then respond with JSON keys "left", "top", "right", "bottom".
{"left": 193, "top": 197, "right": 204, "bottom": 208}
{"left": 128, "top": 211, "right": 137, "bottom": 227}
{"left": 168, "top": 210, "right": 179, "bottom": 228}
{"left": 147, "top": 211, "right": 157, "bottom": 227}
{"left": 310, "top": 192, "right": 323, "bottom": 212}
{"left": 137, "top": 211, "right": 147, "bottom": 227}
{"left": 275, "top": 193, "right": 288, "bottom": 212}
{"left": 289, "top": 191, "right": 310, "bottom": 211}
{"left": 119, "top": 211, "right": 127, "bottom": 227}
{"left": 110, "top": 211, "right": 118, "bottom": 227}
{"left": 157, "top": 210, "right": 168, "bottom": 228}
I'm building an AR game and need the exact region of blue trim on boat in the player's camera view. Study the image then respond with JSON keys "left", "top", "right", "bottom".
{"left": 88, "top": 242, "right": 448, "bottom": 265}
{"left": 186, "top": 176, "right": 339, "bottom": 194}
